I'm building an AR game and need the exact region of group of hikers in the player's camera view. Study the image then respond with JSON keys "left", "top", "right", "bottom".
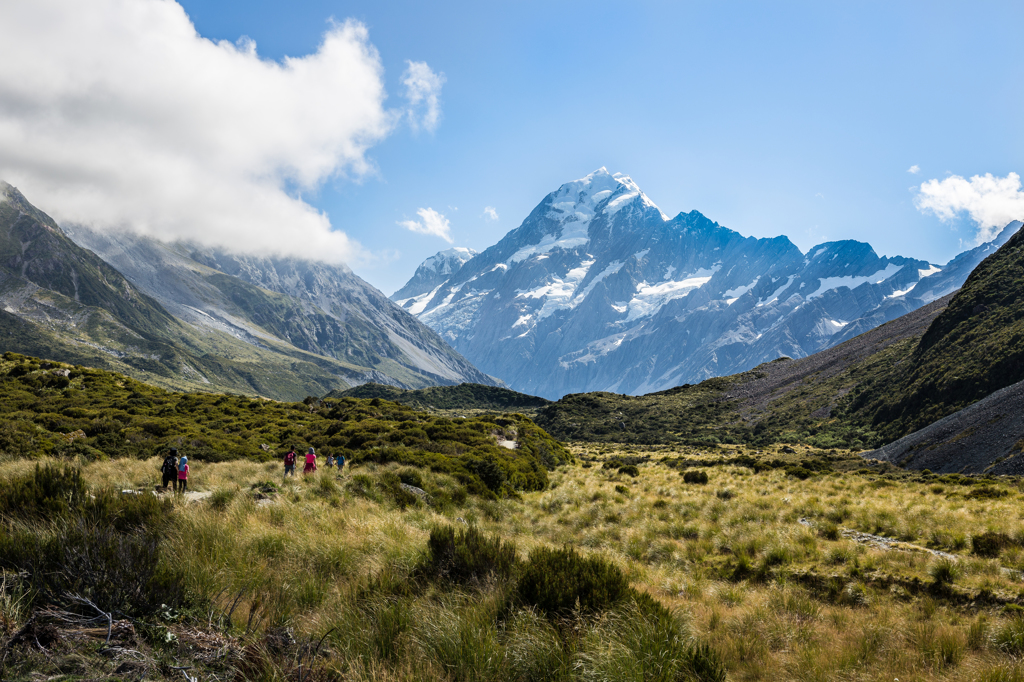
{"left": 160, "top": 448, "right": 190, "bottom": 491}
{"left": 160, "top": 445, "right": 346, "bottom": 490}
{"left": 282, "top": 445, "right": 346, "bottom": 477}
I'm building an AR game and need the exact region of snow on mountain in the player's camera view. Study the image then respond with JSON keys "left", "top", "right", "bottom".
{"left": 391, "top": 168, "right": 1021, "bottom": 399}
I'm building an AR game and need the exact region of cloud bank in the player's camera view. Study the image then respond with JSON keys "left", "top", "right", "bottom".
{"left": 915, "top": 172, "right": 1024, "bottom": 244}
{"left": 0, "top": 0, "right": 441, "bottom": 264}
{"left": 398, "top": 208, "right": 453, "bottom": 242}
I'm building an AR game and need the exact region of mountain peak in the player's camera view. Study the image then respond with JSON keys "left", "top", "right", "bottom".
{"left": 548, "top": 168, "right": 666, "bottom": 223}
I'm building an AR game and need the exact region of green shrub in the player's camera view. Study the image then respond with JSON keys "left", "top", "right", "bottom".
{"left": 421, "top": 525, "right": 518, "bottom": 585}
{"left": 0, "top": 519, "right": 185, "bottom": 617}
{"left": 682, "top": 469, "right": 709, "bottom": 484}
{"left": 785, "top": 466, "right": 813, "bottom": 480}
{"left": 516, "top": 546, "right": 629, "bottom": 617}
{"left": 378, "top": 471, "right": 421, "bottom": 509}
{"left": 968, "top": 486, "right": 1010, "bottom": 500}
{"left": 973, "top": 532, "right": 1013, "bottom": 557}
{"left": 0, "top": 464, "right": 87, "bottom": 520}
{"left": 614, "top": 484, "right": 629, "bottom": 495}
{"left": 819, "top": 522, "right": 841, "bottom": 541}
{"left": 617, "top": 464, "right": 640, "bottom": 477}
{"left": 715, "top": 489, "right": 735, "bottom": 500}
{"left": 397, "top": 467, "right": 423, "bottom": 488}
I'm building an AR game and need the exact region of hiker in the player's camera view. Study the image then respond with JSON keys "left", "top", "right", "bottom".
{"left": 336, "top": 453, "right": 346, "bottom": 474}
{"left": 177, "top": 455, "right": 190, "bottom": 492}
{"left": 303, "top": 447, "right": 317, "bottom": 474}
{"left": 283, "top": 446, "right": 297, "bottom": 477}
{"left": 161, "top": 448, "right": 179, "bottom": 490}
{"left": 325, "top": 453, "right": 335, "bottom": 469}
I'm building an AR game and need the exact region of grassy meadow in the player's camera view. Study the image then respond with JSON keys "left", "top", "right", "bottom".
{"left": 4, "top": 444, "right": 1024, "bottom": 680}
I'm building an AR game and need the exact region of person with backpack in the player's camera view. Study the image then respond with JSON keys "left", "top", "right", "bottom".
{"left": 283, "top": 446, "right": 297, "bottom": 477}
{"left": 336, "top": 453, "right": 346, "bottom": 475}
{"left": 325, "top": 453, "right": 335, "bottom": 469}
{"left": 177, "top": 456, "right": 190, "bottom": 492}
{"left": 303, "top": 447, "right": 317, "bottom": 474}
{"left": 161, "top": 448, "right": 179, "bottom": 490}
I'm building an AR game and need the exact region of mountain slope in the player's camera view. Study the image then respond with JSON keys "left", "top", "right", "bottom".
{"left": 533, "top": 294, "right": 954, "bottom": 447}
{"left": 394, "top": 168, "right": 996, "bottom": 399}
{"left": 66, "top": 225, "right": 497, "bottom": 390}
{"left": 0, "top": 182, "right": 494, "bottom": 399}
{"left": 866, "top": 378, "right": 1024, "bottom": 474}
{"left": 842, "top": 222, "right": 1024, "bottom": 441}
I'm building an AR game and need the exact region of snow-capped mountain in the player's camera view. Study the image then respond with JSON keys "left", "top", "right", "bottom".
{"left": 392, "top": 247, "right": 478, "bottom": 314}
{"left": 391, "top": 168, "right": 1020, "bottom": 399}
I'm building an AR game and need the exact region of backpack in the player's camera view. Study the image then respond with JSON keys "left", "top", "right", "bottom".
{"left": 284, "top": 451, "right": 296, "bottom": 466}
{"left": 162, "top": 456, "right": 177, "bottom": 475}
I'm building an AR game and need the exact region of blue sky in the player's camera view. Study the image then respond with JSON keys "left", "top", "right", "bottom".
{"left": 2, "top": 1, "right": 1022, "bottom": 295}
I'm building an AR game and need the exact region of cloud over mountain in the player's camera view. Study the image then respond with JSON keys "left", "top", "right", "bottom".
{"left": 398, "top": 208, "right": 453, "bottom": 243}
{"left": 916, "top": 172, "right": 1024, "bottom": 244}
{"left": 0, "top": 0, "right": 439, "bottom": 264}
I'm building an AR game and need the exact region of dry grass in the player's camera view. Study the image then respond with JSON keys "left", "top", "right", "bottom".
{"left": 5, "top": 445, "right": 1024, "bottom": 680}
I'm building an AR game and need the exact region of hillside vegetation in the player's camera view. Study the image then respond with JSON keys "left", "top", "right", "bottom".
{"left": 843, "top": 226, "right": 1024, "bottom": 441}
{"left": 331, "top": 382, "right": 551, "bottom": 413}
{"left": 0, "top": 352, "right": 570, "bottom": 498}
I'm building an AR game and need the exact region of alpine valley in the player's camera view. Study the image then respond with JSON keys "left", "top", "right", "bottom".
{"left": 393, "top": 168, "right": 1021, "bottom": 399}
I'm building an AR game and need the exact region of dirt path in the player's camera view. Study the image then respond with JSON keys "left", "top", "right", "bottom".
{"left": 797, "top": 517, "right": 957, "bottom": 559}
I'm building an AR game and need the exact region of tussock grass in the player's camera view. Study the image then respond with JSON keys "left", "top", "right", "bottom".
{"left": 4, "top": 444, "right": 1024, "bottom": 680}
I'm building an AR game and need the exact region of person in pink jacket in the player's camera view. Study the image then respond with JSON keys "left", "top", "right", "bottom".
{"left": 303, "top": 447, "right": 317, "bottom": 474}
{"left": 177, "top": 455, "right": 190, "bottom": 492}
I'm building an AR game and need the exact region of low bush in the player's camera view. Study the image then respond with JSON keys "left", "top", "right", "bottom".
{"left": 378, "top": 471, "right": 421, "bottom": 509}
{"left": 421, "top": 525, "right": 518, "bottom": 586}
{"left": 973, "top": 531, "right": 1013, "bottom": 557}
{"left": 516, "top": 546, "right": 629, "bottom": 617}
{"left": 785, "top": 466, "right": 813, "bottom": 480}
{"left": 0, "top": 519, "right": 185, "bottom": 618}
{"left": 618, "top": 464, "right": 640, "bottom": 478}
{"left": 682, "top": 469, "right": 709, "bottom": 484}
{"left": 819, "top": 521, "right": 841, "bottom": 541}
{"left": 0, "top": 464, "right": 87, "bottom": 520}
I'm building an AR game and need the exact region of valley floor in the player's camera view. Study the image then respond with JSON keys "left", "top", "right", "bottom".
{"left": 4, "top": 444, "right": 1024, "bottom": 681}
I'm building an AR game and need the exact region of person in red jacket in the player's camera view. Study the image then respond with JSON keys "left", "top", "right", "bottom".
{"left": 283, "top": 446, "right": 297, "bottom": 477}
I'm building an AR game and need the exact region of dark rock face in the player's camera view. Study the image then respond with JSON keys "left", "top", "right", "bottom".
{"left": 393, "top": 169, "right": 1020, "bottom": 399}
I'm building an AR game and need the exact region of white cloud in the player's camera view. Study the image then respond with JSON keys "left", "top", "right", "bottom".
{"left": 483, "top": 206, "right": 499, "bottom": 221}
{"left": 398, "top": 208, "right": 453, "bottom": 242}
{"left": 915, "top": 172, "right": 1024, "bottom": 244}
{"left": 0, "top": 1, "right": 444, "bottom": 265}
{"left": 402, "top": 60, "right": 446, "bottom": 133}
{"left": 907, "top": 165, "right": 920, "bottom": 174}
